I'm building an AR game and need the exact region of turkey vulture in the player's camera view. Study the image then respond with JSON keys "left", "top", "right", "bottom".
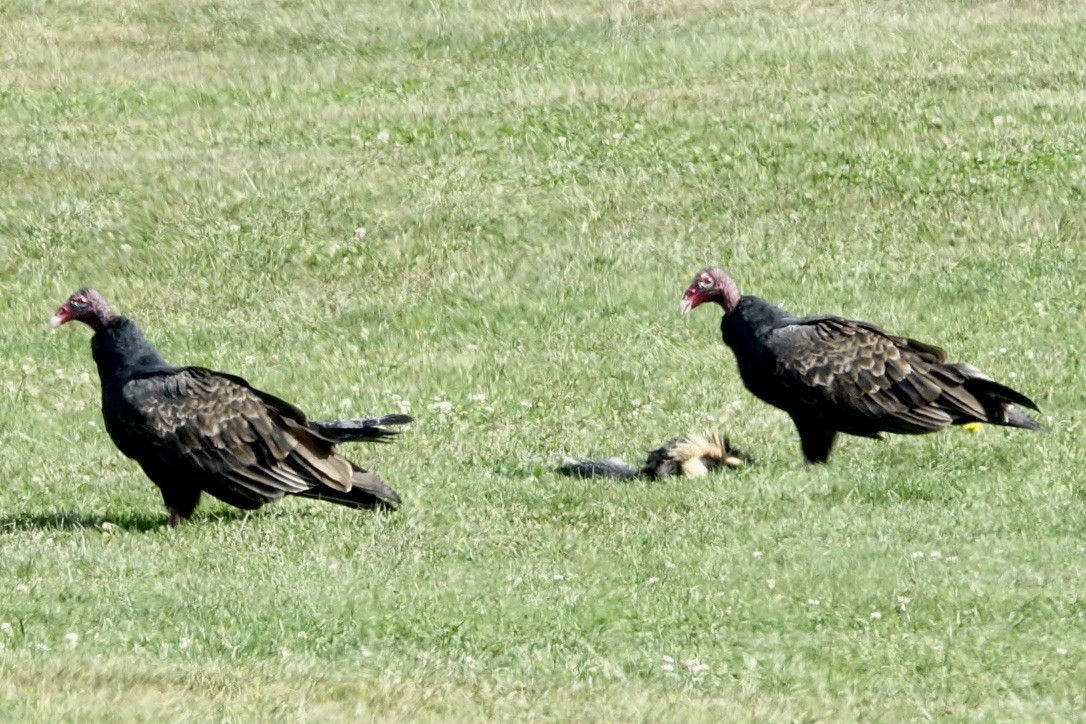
{"left": 559, "top": 432, "right": 750, "bottom": 479}
{"left": 680, "top": 267, "right": 1041, "bottom": 464}
{"left": 50, "top": 288, "right": 411, "bottom": 526}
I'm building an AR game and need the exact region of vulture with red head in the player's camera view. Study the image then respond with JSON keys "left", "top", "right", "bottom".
{"left": 51, "top": 288, "right": 410, "bottom": 526}
{"left": 680, "top": 268, "right": 1041, "bottom": 464}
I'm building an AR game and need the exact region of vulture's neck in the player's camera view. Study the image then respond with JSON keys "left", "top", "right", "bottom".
{"left": 728, "top": 296, "right": 794, "bottom": 337}
{"left": 91, "top": 317, "right": 171, "bottom": 381}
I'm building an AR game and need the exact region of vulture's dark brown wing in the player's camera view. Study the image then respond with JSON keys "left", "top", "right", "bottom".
{"left": 120, "top": 367, "right": 356, "bottom": 504}
{"left": 764, "top": 316, "right": 990, "bottom": 433}
{"left": 205, "top": 368, "right": 310, "bottom": 426}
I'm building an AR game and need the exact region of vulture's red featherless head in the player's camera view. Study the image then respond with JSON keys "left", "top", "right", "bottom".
{"left": 680, "top": 267, "right": 741, "bottom": 316}
{"left": 50, "top": 288, "right": 114, "bottom": 332}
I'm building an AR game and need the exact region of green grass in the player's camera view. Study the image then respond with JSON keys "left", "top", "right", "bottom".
{"left": 2, "top": 0, "right": 1085, "bottom": 719}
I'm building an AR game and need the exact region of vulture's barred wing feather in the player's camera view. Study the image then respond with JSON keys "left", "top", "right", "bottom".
{"left": 121, "top": 368, "right": 354, "bottom": 503}
{"left": 766, "top": 317, "right": 976, "bottom": 432}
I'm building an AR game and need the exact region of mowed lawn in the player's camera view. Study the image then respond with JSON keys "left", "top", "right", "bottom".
{"left": 1, "top": 0, "right": 1084, "bottom": 719}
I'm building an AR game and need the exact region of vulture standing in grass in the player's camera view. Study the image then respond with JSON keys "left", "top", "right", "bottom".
{"left": 51, "top": 288, "right": 410, "bottom": 526}
{"left": 559, "top": 432, "right": 750, "bottom": 479}
{"left": 680, "top": 267, "right": 1041, "bottom": 464}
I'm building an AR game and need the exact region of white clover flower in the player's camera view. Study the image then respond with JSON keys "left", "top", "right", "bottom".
{"left": 680, "top": 658, "right": 710, "bottom": 675}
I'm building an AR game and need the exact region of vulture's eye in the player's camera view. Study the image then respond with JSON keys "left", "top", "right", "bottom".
{"left": 698, "top": 277, "right": 712, "bottom": 289}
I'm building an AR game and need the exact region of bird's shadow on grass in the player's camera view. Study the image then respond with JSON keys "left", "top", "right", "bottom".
{"left": 0, "top": 508, "right": 253, "bottom": 534}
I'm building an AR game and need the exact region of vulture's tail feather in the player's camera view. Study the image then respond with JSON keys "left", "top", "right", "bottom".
{"left": 311, "top": 414, "right": 414, "bottom": 443}
{"left": 999, "top": 406, "right": 1042, "bottom": 431}
{"left": 961, "top": 378, "right": 1042, "bottom": 430}
{"left": 300, "top": 469, "right": 401, "bottom": 510}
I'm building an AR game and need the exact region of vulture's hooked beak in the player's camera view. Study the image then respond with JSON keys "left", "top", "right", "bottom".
{"left": 49, "top": 304, "right": 72, "bottom": 330}
{"left": 680, "top": 287, "right": 702, "bottom": 315}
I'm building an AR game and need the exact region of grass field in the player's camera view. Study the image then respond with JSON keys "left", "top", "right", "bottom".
{"left": 2, "top": 0, "right": 1085, "bottom": 719}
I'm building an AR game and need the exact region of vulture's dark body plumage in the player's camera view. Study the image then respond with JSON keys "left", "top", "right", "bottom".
{"left": 681, "top": 268, "right": 1041, "bottom": 464}
{"left": 53, "top": 289, "right": 409, "bottom": 526}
